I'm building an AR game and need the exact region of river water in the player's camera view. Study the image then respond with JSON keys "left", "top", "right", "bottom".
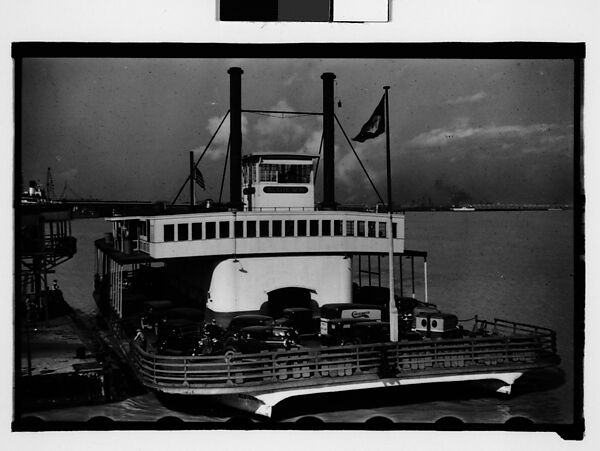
{"left": 30, "top": 211, "right": 576, "bottom": 425}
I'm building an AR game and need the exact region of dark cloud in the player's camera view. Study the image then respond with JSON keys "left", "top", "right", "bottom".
{"left": 20, "top": 58, "right": 574, "bottom": 205}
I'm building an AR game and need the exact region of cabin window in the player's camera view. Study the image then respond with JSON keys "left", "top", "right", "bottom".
{"left": 259, "top": 163, "right": 311, "bottom": 184}
{"left": 357, "top": 221, "right": 365, "bottom": 237}
{"left": 297, "top": 220, "right": 307, "bottom": 236}
{"left": 378, "top": 222, "right": 386, "bottom": 238}
{"left": 392, "top": 222, "right": 398, "bottom": 238}
{"left": 219, "top": 221, "right": 230, "bottom": 238}
{"left": 146, "top": 220, "right": 151, "bottom": 240}
{"left": 285, "top": 220, "right": 295, "bottom": 236}
{"left": 334, "top": 220, "right": 343, "bottom": 236}
{"left": 272, "top": 220, "right": 282, "bottom": 237}
{"left": 178, "top": 223, "right": 189, "bottom": 241}
{"left": 260, "top": 220, "right": 270, "bottom": 237}
{"left": 346, "top": 220, "right": 354, "bottom": 236}
{"left": 309, "top": 220, "right": 319, "bottom": 236}
{"left": 206, "top": 222, "right": 216, "bottom": 239}
{"left": 163, "top": 224, "right": 174, "bottom": 242}
{"left": 246, "top": 221, "right": 257, "bottom": 237}
{"left": 140, "top": 220, "right": 147, "bottom": 237}
{"left": 321, "top": 220, "right": 331, "bottom": 236}
{"left": 368, "top": 221, "right": 376, "bottom": 237}
{"left": 192, "top": 222, "right": 202, "bottom": 240}
{"left": 235, "top": 221, "right": 244, "bottom": 238}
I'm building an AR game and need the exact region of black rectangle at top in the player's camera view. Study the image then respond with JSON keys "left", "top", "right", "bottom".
{"left": 220, "top": 0, "right": 279, "bottom": 21}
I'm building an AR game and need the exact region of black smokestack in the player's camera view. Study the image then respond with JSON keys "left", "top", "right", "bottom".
{"left": 321, "top": 72, "right": 336, "bottom": 209}
{"left": 228, "top": 67, "right": 243, "bottom": 210}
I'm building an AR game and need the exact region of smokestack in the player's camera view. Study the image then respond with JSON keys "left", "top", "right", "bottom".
{"left": 228, "top": 67, "right": 243, "bottom": 210}
{"left": 321, "top": 72, "right": 336, "bottom": 209}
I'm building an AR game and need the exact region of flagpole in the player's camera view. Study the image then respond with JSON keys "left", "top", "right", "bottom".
{"left": 384, "top": 86, "right": 398, "bottom": 342}
{"left": 190, "top": 151, "right": 196, "bottom": 207}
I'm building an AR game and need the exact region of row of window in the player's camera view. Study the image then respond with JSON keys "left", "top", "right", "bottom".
{"left": 162, "top": 219, "right": 398, "bottom": 242}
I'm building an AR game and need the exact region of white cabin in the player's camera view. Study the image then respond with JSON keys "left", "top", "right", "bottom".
{"left": 242, "top": 153, "right": 318, "bottom": 211}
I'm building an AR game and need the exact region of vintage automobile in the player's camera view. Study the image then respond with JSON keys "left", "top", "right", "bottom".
{"left": 223, "top": 324, "right": 300, "bottom": 356}
{"left": 154, "top": 318, "right": 205, "bottom": 355}
{"left": 274, "top": 307, "right": 319, "bottom": 335}
{"left": 414, "top": 311, "right": 466, "bottom": 339}
{"left": 227, "top": 314, "right": 275, "bottom": 333}
{"left": 190, "top": 320, "right": 227, "bottom": 356}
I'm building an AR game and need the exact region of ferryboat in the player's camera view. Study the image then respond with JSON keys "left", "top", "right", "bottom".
{"left": 93, "top": 68, "right": 559, "bottom": 417}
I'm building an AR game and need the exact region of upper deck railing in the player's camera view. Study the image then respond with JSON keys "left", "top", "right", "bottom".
{"left": 114, "top": 210, "right": 404, "bottom": 260}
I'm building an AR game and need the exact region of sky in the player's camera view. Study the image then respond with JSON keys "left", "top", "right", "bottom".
{"left": 19, "top": 58, "right": 574, "bottom": 206}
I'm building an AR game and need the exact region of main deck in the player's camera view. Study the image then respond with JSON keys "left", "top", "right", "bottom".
{"left": 105, "top": 314, "right": 558, "bottom": 417}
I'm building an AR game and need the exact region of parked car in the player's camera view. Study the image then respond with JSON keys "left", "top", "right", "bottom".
{"left": 154, "top": 318, "right": 205, "bottom": 355}
{"left": 274, "top": 307, "right": 318, "bottom": 335}
{"left": 223, "top": 325, "right": 299, "bottom": 356}
{"left": 227, "top": 314, "right": 274, "bottom": 334}
{"left": 414, "top": 312, "right": 465, "bottom": 339}
{"left": 320, "top": 303, "right": 383, "bottom": 335}
{"left": 190, "top": 320, "right": 227, "bottom": 356}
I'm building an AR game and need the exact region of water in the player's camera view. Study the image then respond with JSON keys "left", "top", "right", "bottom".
{"left": 31, "top": 211, "right": 575, "bottom": 424}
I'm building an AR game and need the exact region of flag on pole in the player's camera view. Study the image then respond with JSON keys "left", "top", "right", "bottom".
{"left": 352, "top": 94, "right": 385, "bottom": 142}
{"left": 194, "top": 167, "right": 205, "bottom": 190}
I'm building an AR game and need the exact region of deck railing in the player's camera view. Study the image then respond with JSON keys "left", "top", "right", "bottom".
{"left": 117, "top": 319, "right": 558, "bottom": 391}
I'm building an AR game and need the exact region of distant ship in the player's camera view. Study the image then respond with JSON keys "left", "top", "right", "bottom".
{"left": 451, "top": 205, "right": 476, "bottom": 212}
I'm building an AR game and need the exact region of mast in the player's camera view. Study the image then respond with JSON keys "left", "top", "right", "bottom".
{"left": 384, "top": 86, "right": 399, "bottom": 342}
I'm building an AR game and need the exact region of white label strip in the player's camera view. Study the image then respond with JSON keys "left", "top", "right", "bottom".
{"left": 333, "top": 0, "right": 389, "bottom": 22}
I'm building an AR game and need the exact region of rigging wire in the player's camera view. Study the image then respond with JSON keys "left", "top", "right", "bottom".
{"left": 218, "top": 136, "right": 231, "bottom": 204}
{"left": 171, "top": 110, "right": 230, "bottom": 205}
{"left": 242, "top": 108, "right": 322, "bottom": 116}
{"left": 334, "top": 114, "right": 385, "bottom": 205}
{"left": 314, "top": 132, "right": 324, "bottom": 178}
{"left": 248, "top": 112, "right": 309, "bottom": 119}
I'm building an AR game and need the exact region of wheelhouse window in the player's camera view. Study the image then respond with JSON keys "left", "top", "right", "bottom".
{"left": 259, "top": 163, "right": 311, "bottom": 184}
{"left": 206, "top": 222, "right": 216, "bottom": 239}
{"left": 178, "top": 223, "right": 189, "bottom": 241}
{"left": 297, "top": 220, "right": 307, "bottom": 236}
{"left": 357, "top": 221, "right": 365, "bottom": 237}
{"left": 346, "top": 220, "right": 354, "bottom": 236}
{"left": 334, "top": 220, "right": 343, "bottom": 236}
{"left": 247, "top": 221, "right": 257, "bottom": 238}
{"left": 285, "top": 220, "right": 294, "bottom": 237}
{"left": 259, "top": 220, "right": 270, "bottom": 237}
{"left": 321, "top": 220, "right": 331, "bottom": 236}
{"left": 378, "top": 222, "right": 386, "bottom": 238}
{"left": 140, "top": 220, "right": 147, "bottom": 237}
{"left": 192, "top": 222, "right": 202, "bottom": 240}
{"left": 163, "top": 224, "right": 174, "bottom": 242}
{"left": 219, "top": 221, "right": 230, "bottom": 238}
{"left": 235, "top": 221, "right": 244, "bottom": 238}
{"left": 272, "top": 220, "right": 282, "bottom": 237}
{"left": 392, "top": 222, "right": 398, "bottom": 238}
{"left": 368, "top": 221, "right": 376, "bottom": 237}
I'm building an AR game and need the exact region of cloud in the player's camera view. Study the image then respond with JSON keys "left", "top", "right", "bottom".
{"left": 408, "top": 123, "right": 556, "bottom": 148}
{"left": 447, "top": 91, "right": 487, "bottom": 105}
{"left": 253, "top": 100, "right": 306, "bottom": 140}
{"left": 202, "top": 113, "right": 249, "bottom": 161}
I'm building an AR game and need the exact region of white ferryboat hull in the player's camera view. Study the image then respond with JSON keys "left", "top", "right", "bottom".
{"left": 214, "top": 371, "right": 523, "bottom": 417}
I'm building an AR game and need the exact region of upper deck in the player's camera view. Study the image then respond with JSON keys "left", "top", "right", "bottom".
{"left": 106, "top": 209, "right": 404, "bottom": 260}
